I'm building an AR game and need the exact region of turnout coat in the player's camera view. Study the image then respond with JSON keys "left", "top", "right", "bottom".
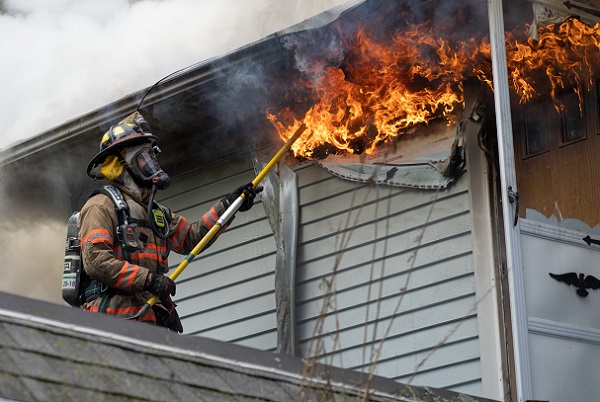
{"left": 78, "top": 182, "right": 226, "bottom": 324}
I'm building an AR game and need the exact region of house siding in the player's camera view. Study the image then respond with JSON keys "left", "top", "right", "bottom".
{"left": 294, "top": 162, "right": 482, "bottom": 395}
{"left": 160, "top": 153, "right": 278, "bottom": 350}
{"left": 162, "top": 154, "right": 483, "bottom": 395}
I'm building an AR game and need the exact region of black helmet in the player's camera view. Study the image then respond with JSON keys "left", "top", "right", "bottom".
{"left": 87, "top": 112, "right": 157, "bottom": 179}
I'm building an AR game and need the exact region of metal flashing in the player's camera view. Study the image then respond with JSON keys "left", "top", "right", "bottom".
{"left": 253, "top": 148, "right": 300, "bottom": 356}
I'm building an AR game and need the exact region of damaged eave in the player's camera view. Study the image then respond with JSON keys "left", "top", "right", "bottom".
{"left": 314, "top": 92, "right": 486, "bottom": 191}
{"left": 529, "top": 0, "right": 600, "bottom": 24}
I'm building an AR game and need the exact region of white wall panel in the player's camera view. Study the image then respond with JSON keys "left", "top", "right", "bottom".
{"left": 521, "top": 219, "right": 600, "bottom": 402}
{"left": 163, "top": 154, "right": 484, "bottom": 393}
{"left": 158, "top": 153, "right": 278, "bottom": 350}
{"left": 294, "top": 162, "right": 482, "bottom": 395}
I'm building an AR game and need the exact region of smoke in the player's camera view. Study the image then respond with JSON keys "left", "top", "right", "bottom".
{"left": 0, "top": 0, "right": 350, "bottom": 150}
{"left": 0, "top": 220, "right": 66, "bottom": 304}
{"left": 0, "top": 0, "right": 350, "bottom": 304}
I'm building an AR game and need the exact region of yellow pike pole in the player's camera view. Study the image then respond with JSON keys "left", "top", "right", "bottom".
{"left": 130, "top": 123, "right": 306, "bottom": 321}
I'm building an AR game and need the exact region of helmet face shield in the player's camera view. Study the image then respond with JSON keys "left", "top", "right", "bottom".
{"left": 127, "top": 145, "right": 170, "bottom": 189}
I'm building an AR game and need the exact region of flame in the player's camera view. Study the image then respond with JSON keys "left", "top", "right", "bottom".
{"left": 505, "top": 18, "right": 600, "bottom": 109}
{"left": 269, "top": 18, "right": 600, "bottom": 159}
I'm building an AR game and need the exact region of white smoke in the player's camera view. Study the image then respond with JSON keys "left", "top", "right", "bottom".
{"left": 0, "top": 0, "right": 350, "bottom": 150}
{"left": 0, "top": 0, "right": 350, "bottom": 304}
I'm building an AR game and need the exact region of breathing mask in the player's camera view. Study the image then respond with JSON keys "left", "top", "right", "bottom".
{"left": 126, "top": 144, "right": 170, "bottom": 190}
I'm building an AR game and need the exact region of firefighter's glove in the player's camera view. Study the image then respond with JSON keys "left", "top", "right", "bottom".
{"left": 157, "top": 296, "right": 184, "bottom": 333}
{"left": 225, "top": 183, "right": 263, "bottom": 212}
{"left": 144, "top": 273, "right": 176, "bottom": 302}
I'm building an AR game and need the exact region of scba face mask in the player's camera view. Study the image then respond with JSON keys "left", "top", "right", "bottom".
{"left": 127, "top": 144, "right": 171, "bottom": 190}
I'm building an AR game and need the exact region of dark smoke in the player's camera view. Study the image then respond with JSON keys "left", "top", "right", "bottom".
{"left": 0, "top": 0, "right": 351, "bottom": 304}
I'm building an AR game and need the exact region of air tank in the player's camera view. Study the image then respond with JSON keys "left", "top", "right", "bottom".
{"left": 61, "top": 211, "right": 81, "bottom": 306}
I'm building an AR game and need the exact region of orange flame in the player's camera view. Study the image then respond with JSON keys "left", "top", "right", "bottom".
{"left": 506, "top": 19, "right": 600, "bottom": 109}
{"left": 269, "top": 18, "right": 600, "bottom": 159}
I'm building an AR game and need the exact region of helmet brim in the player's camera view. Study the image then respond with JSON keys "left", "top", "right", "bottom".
{"left": 87, "top": 133, "right": 158, "bottom": 179}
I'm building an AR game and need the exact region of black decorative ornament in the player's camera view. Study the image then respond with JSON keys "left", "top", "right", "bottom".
{"left": 549, "top": 272, "right": 600, "bottom": 297}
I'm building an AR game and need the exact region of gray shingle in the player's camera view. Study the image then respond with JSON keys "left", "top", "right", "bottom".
{"left": 0, "top": 372, "right": 34, "bottom": 401}
{"left": 0, "top": 297, "right": 497, "bottom": 402}
{"left": 20, "top": 377, "right": 147, "bottom": 402}
{"left": 162, "top": 355, "right": 235, "bottom": 393}
{"left": 4, "top": 322, "right": 57, "bottom": 355}
{"left": 168, "top": 382, "right": 212, "bottom": 402}
{"left": 5, "top": 348, "right": 183, "bottom": 401}
{"left": 89, "top": 340, "right": 179, "bottom": 378}
{"left": 216, "top": 367, "right": 295, "bottom": 401}
{"left": 0, "top": 323, "right": 17, "bottom": 348}
{"left": 5, "top": 348, "right": 56, "bottom": 380}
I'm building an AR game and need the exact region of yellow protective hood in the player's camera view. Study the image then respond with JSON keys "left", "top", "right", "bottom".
{"left": 99, "top": 154, "right": 124, "bottom": 181}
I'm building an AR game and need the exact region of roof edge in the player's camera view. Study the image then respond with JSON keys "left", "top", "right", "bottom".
{"left": 0, "top": 291, "right": 496, "bottom": 402}
{"left": 0, "top": 96, "right": 139, "bottom": 168}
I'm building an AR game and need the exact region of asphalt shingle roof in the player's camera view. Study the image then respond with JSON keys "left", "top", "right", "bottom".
{"left": 0, "top": 291, "right": 496, "bottom": 402}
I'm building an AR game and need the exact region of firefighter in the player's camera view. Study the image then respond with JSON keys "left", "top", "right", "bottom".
{"left": 79, "top": 111, "right": 258, "bottom": 332}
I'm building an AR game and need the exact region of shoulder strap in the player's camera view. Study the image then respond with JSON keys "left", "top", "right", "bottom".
{"left": 98, "top": 185, "right": 129, "bottom": 225}
{"left": 94, "top": 185, "right": 138, "bottom": 255}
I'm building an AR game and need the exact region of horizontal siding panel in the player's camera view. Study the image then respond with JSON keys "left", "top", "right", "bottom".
{"left": 164, "top": 190, "right": 226, "bottom": 219}
{"left": 181, "top": 292, "right": 275, "bottom": 334}
{"left": 298, "top": 190, "right": 470, "bottom": 243}
{"left": 297, "top": 211, "right": 471, "bottom": 269}
{"left": 295, "top": 162, "right": 340, "bottom": 188}
{"left": 298, "top": 295, "right": 477, "bottom": 360}
{"left": 299, "top": 184, "right": 468, "bottom": 228}
{"left": 177, "top": 273, "right": 275, "bottom": 318}
{"left": 372, "top": 338, "right": 480, "bottom": 381}
{"left": 297, "top": 217, "right": 472, "bottom": 287}
{"left": 349, "top": 317, "right": 480, "bottom": 370}
{"left": 159, "top": 155, "right": 277, "bottom": 350}
{"left": 315, "top": 316, "right": 479, "bottom": 371}
{"left": 293, "top": 162, "right": 480, "bottom": 392}
{"left": 176, "top": 255, "right": 276, "bottom": 298}
{"left": 445, "top": 380, "right": 484, "bottom": 399}
{"left": 394, "top": 353, "right": 481, "bottom": 388}
{"left": 296, "top": 229, "right": 473, "bottom": 289}
{"left": 162, "top": 179, "right": 256, "bottom": 221}
{"left": 166, "top": 213, "right": 273, "bottom": 268}
{"left": 170, "top": 229, "right": 276, "bottom": 282}
{"left": 296, "top": 271, "right": 476, "bottom": 336}
{"left": 195, "top": 311, "right": 277, "bottom": 342}
{"left": 160, "top": 154, "right": 254, "bottom": 200}
{"left": 232, "top": 331, "right": 277, "bottom": 351}
{"left": 296, "top": 251, "right": 474, "bottom": 314}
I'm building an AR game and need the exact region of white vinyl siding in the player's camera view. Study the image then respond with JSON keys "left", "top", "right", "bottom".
{"left": 162, "top": 154, "right": 483, "bottom": 395}
{"left": 159, "top": 153, "right": 278, "bottom": 350}
{"left": 294, "top": 162, "right": 482, "bottom": 394}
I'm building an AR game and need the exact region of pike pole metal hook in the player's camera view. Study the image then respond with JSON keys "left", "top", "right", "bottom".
{"left": 129, "top": 123, "right": 307, "bottom": 321}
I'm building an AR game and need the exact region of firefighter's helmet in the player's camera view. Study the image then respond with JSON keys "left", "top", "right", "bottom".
{"left": 87, "top": 112, "right": 158, "bottom": 179}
